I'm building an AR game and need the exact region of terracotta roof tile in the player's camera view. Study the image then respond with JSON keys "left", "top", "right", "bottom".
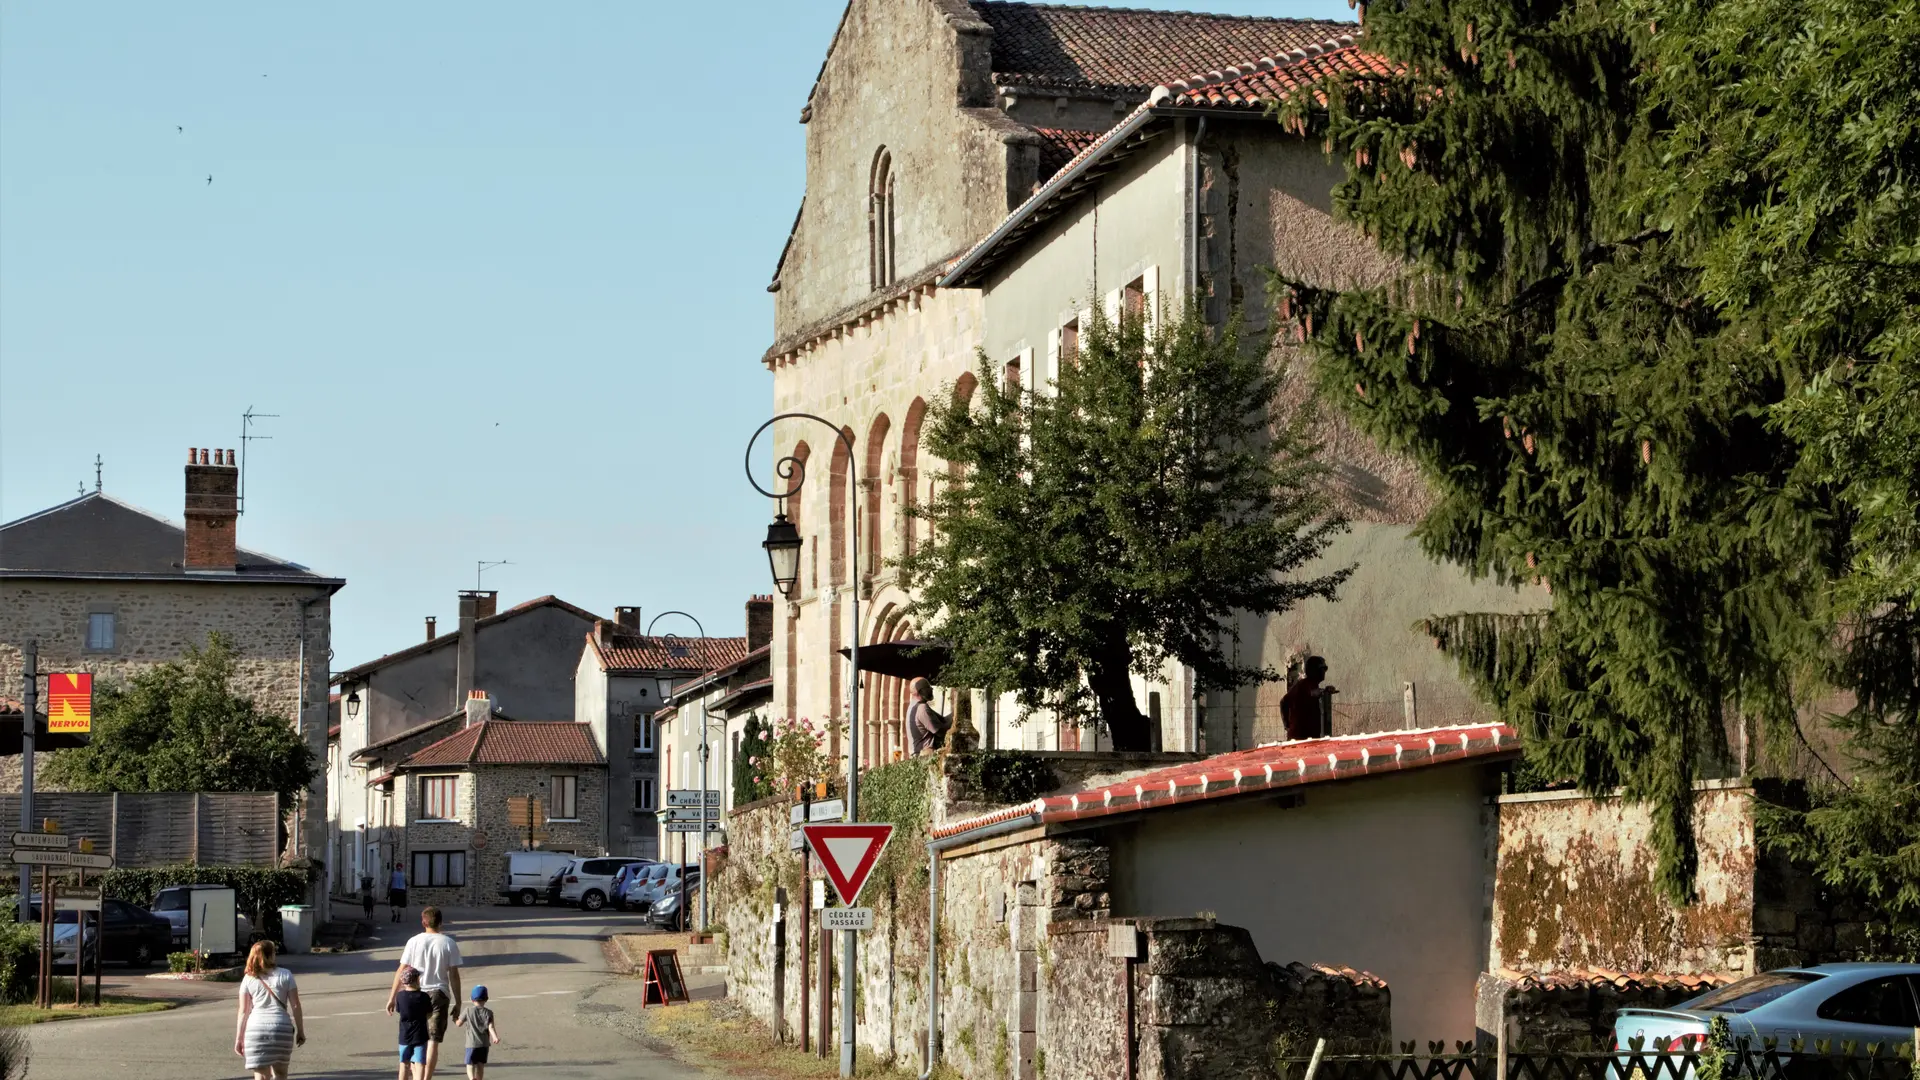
{"left": 1164, "top": 42, "right": 1393, "bottom": 110}
{"left": 593, "top": 633, "right": 750, "bottom": 676}
{"left": 398, "top": 720, "right": 603, "bottom": 769}
{"left": 1490, "top": 968, "right": 1733, "bottom": 995}
{"left": 933, "top": 723, "right": 1518, "bottom": 840}
{"left": 973, "top": 3, "right": 1356, "bottom": 93}
{"left": 1031, "top": 126, "right": 1105, "bottom": 180}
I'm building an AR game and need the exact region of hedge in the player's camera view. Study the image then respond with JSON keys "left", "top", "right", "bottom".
{"left": 0, "top": 864, "right": 313, "bottom": 942}
{"left": 0, "top": 921, "right": 35, "bottom": 1005}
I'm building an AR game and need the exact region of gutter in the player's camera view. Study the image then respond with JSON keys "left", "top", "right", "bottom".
{"left": 918, "top": 800, "right": 1047, "bottom": 1079}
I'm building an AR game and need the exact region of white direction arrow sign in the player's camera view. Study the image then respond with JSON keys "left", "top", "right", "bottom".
{"left": 801, "top": 822, "right": 894, "bottom": 908}
{"left": 11, "top": 833, "right": 70, "bottom": 851}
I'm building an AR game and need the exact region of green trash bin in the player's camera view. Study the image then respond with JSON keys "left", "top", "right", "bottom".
{"left": 279, "top": 905, "right": 314, "bottom": 954}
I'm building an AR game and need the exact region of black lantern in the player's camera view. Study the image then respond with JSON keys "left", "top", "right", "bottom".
{"left": 345, "top": 689, "right": 362, "bottom": 720}
{"left": 762, "top": 513, "right": 802, "bottom": 599}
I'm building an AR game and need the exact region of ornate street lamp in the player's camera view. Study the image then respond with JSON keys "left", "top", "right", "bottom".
{"left": 345, "top": 689, "right": 362, "bottom": 720}
{"left": 762, "top": 513, "right": 802, "bottom": 599}
{"left": 744, "top": 412, "right": 862, "bottom": 1077}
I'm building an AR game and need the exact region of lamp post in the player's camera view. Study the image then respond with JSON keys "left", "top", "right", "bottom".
{"left": 745, "top": 413, "right": 861, "bottom": 1078}
{"left": 647, "top": 612, "right": 711, "bottom": 934}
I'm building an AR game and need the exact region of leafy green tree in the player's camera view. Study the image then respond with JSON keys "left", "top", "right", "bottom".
{"left": 902, "top": 301, "right": 1349, "bottom": 751}
{"left": 1272, "top": 0, "right": 1915, "bottom": 906}
{"left": 46, "top": 633, "right": 316, "bottom": 816}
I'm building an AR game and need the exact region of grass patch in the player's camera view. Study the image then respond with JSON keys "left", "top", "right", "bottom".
{"left": 643, "top": 998, "right": 926, "bottom": 1078}
{"left": 0, "top": 984, "right": 175, "bottom": 1025}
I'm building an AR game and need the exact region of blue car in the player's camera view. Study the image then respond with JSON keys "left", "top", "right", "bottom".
{"left": 1614, "top": 963, "right": 1920, "bottom": 1067}
{"left": 610, "top": 861, "right": 657, "bottom": 913}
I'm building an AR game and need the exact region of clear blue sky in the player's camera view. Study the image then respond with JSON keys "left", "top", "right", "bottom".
{"left": 0, "top": 0, "right": 1354, "bottom": 670}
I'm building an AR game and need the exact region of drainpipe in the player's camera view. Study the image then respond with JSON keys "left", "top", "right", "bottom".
{"left": 918, "top": 801, "right": 1047, "bottom": 1079}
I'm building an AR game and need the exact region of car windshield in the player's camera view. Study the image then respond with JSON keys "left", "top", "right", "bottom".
{"left": 153, "top": 891, "right": 187, "bottom": 912}
{"left": 1683, "top": 971, "right": 1825, "bottom": 1013}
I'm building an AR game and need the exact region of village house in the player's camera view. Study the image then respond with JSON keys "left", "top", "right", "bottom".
{"left": 0, "top": 448, "right": 342, "bottom": 907}
{"left": 650, "top": 610, "right": 773, "bottom": 863}
{"left": 574, "top": 606, "right": 755, "bottom": 860}
{"left": 378, "top": 690, "right": 606, "bottom": 908}
{"left": 328, "top": 590, "right": 602, "bottom": 897}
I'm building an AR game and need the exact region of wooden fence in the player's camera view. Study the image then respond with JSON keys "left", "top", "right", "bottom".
{"left": 0, "top": 792, "right": 279, "bottom": 867}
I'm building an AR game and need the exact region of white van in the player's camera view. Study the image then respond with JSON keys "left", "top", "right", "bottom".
{"left": 500, "top": 851, "right": 577, "bottom": 907}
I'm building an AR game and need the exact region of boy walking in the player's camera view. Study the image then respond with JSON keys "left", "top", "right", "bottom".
{"left": 456, "top": 986, "right": 502, "bottom": 1079}
{"left": 394, "top": 967, "right": 431, "bottom": 1080}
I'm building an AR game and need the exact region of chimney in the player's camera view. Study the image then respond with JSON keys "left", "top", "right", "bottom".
{"left": 455, "top": 592, "right": 478, "bottom": 706}
{"left": 593, "top": 620, "right": 615, "bottom": 650}
{"left": 746, "top": 595, "right": 774, "bottom": 653}
{"left": 183, "top": 447, "right": 239, "bottom": 571}
{"left": 465, "top": 689, "right": 490, "bottom": 728}
{"left": 425, "top": 617, "right": 437, "bottom": 642}
{"left": 464, "top": 590, "right": 498, "bottom": 620}
{"left": 615, "top": 606, "right": 641, "bottom": 630}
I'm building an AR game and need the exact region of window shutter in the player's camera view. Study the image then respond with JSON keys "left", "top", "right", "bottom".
{"left": 1143, "top": 265, "right": 1160, "bottom": 331}
{"left": 1102, "top": 290, "right": 1120, "bottom": 324}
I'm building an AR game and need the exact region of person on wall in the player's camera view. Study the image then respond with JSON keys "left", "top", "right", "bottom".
{"left": 907, "top": 678, "right": 950, "bottom": 755}
{"left": 1279, "top": 655, "right": 1336, "bottom": 742}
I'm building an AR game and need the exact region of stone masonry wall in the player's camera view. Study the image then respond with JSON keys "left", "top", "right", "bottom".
{"left": 398, "top": 762, "right": 606, "bottom": 908}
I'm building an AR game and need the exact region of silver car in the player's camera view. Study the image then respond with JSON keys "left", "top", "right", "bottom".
{"left": 1614, "top": 964, "right": 1919, "bottom": 1058}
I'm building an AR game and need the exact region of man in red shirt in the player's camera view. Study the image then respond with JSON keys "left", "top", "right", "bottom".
{"left": 1279, "top": 656, "right": 1334, "bottom": 742}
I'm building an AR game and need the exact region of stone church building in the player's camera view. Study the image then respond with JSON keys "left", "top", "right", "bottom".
{"left": 765, "top": 1, "right": 1539, "bottom": 765}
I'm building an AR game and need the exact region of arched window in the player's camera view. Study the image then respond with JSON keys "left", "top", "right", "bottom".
{"left": 787, "top": 441, "right": 811, "bottom": 590}
{"left": 830, "top": 433, "right": 852, "bottom": 586}
{"left": 870, "top": 148, "right": 896, "bottom": 290}
{"left": 864, "top": 413, "right": 890, "bottom": 578}
{"left": 899, "top": 398, "right": 926, "bottom": 559}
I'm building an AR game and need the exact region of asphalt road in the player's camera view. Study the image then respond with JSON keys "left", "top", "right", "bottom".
{"left": 21, "top": 904, "right": 718, "bottom": 1080}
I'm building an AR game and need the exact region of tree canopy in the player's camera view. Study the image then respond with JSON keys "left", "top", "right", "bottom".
{"left": 45, "top": 633, "right": 317, "bottom": 815}
{"left": 1274, "top": 0, "right": 1917, "bottom": 910}
{"left": 902, "top": 301, "right": 1350, "bottom": 751}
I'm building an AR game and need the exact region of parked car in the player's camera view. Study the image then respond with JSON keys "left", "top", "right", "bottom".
{"left": 26, "top": 903, "right": 98, "bottom": 973}
{"left": 98, "top": 898, "right": 173, "bottom": 967}
{"left": 1613, "top": 964, "right": 1920, "bottom": 1062}
{"left": 625, "top": 862, "right": 672, "bottom": 913}
{"left": 648, "top": 876, "right": 702, "bottom": 931}
{"left": 151, "top": 885, "right": 256, "bottom": 953}
{"left": 557, "top": 856, "right": 649, "bottom": 911}
{"left": 500, "top": 851, "right": 577, "bottom": 907}
{"left": 610, "top": 862, "right": 658, "bottom": 912}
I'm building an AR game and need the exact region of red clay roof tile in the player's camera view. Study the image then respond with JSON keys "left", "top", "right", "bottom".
{"left": 398, "top": 720, "right": 603, "bottom": 769}
{"left": 593, "top": 633, "right": 750, "bottom": 676}
{"left": 1164, "top": 42, "right": 1394, "bottom": 110}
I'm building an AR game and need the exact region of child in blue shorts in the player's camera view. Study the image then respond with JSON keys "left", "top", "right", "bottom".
{"left": 394, "top": 966, "right": 431, "bottom": 1079}
{"left": 456, "top": 985, "right": 502, "bottom": 1079}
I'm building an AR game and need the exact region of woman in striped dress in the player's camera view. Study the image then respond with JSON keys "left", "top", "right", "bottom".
{"left": 234, "top": 940, "right": 305, "bottom": 1079}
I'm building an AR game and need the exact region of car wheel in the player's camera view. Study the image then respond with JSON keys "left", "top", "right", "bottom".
{"left": 581, "top": 890, "right": 605, "bottom": 911}
{"left": 517, "top": 889, "right": 538, "bottom": 907}
{"left": 129, "top": 941, "right": 157, "bottom": 968}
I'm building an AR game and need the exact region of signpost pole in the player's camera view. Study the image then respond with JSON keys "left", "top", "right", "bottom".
{"left": 799, "top": 787, "right": 811, "bottom": 1054}
{"left": 74, "top": 872, "right": 83, "bottom": 1008}
{"left": 38, "top": 866, "right": 51, "bottom": 1008}
{"left": 18, "top": 642, "right": 35, "bottom": 924}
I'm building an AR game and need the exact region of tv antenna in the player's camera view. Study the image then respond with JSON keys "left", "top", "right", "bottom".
{"left": 477, "top": 560, "right": 512, "bottom": 591}
{"left": 94, "top": 454, "right": 103, "bottom": 493}
{"left": 238, "top": 406, "right": 278, "bottom": 514}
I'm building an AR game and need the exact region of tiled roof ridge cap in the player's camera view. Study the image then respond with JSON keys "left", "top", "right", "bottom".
{"left": 1151, "top": 33, "right": 1362, "bottom": 101}
{"left": 973, "top": 1, "right": 1348, "bottom": 25}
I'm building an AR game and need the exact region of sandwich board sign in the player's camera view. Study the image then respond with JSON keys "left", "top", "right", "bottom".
{"left": 800, "top": 822, "right": 893, "bottom": 909}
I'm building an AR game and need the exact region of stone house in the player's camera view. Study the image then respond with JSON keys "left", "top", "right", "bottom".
{"left": 0, "top": 448, "right": 342, "bottom": 908}
{"left": 763, "top": 1, "right": 1363, "bottom": 769}
{"left": 574, "top": 607, "right": 756, "bottom": 861}
{"left": 652, "top": 635, "right": 774, "bottom": 865}
{"left": 938, "top": 42, "right": 1547, "bottom": 750}
{"left": 383, "top": 692, "right": 606, "bottom": 908}
{"left": 328, "top": 590, "right": 602, "bottom": 897}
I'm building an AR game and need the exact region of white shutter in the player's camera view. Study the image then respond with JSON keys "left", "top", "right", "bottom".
{"left": 1045, "top": 332, "right": 1059, "bottom": 388}
{"left": 1102, "top": 291, "right": 1120, "bottom": 325}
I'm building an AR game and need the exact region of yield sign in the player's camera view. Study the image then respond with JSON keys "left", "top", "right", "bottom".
{"left": 802, "top": 822, "right": 894, "bottom": 907}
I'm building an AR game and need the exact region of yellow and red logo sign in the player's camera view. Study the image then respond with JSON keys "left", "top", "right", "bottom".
{"left": 48, "top": 673, "right": 91, "bottom": 734}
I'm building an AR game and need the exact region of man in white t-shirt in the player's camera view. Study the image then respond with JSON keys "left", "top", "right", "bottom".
{"left": 386, "top": 905, "right": 463, "bottom": 1080}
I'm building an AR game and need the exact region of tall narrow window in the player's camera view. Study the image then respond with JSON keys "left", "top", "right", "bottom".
{"left": 1003, "top": 356, "right": 1022, "bottom": 395}
{"left": 551, "top": 774, "right": 579, "bottom": 820}
{"left": 634, "top": 778, "right": 657, "bottom": 811}
{"left": 86, "top": 612, "right": 115, "bottom": 651}
{"left": 421, "top": 776, "right": 459, "bottom": 821}
{"left": 870, "top": 148, "right": 896, "bottom": 290}
{"left": 633, "top": 714, "right": 653, "bottom": 753}
{"left": 1060, "top": 319, "right": 1080, "bottom": 367}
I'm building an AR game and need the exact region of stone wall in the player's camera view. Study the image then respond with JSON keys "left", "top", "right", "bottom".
{"left": 1488, "top": 783, "right": 1757, "bottom": 977}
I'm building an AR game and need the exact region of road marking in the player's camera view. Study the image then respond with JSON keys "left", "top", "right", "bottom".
{"left": 309, "top": 1009, "right": 381, "bottom": 1018}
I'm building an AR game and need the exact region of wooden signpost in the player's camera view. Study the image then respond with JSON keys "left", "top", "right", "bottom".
{"left": 641, "top": 949, "right": 689, "bottom": 1007}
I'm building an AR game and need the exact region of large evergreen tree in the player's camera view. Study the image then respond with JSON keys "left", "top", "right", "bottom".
{"left": 46, "top": 633, "right": 317, "bottom": 816}
{"left": 902, "top": 302, "right": 1350, "bottom": 751}
{"left": 1273, "top": 0, "right": 1916, "bottom": 907}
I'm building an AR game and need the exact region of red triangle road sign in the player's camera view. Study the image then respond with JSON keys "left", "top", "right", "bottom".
{"left": 802, "top": 822, "right": 894, "bottom": 907}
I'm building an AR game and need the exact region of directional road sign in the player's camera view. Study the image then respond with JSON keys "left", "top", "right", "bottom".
{"left": 55, "top": 886, "right": 101, "bottom": 912}
{"left": 801, "top": 822, "right": 894, "bottom": 907}
{"left": 666, "top": 790, "right": 722, "bottom": 808}
{"left": 787, "top": 799, "right": 845, "bottom": 825}
{"left": 665, "top": 806, "right": 721, "bottom": 823}
{"left": 11, "top": 849, "right": 74, "bottom": 867}
{"left": 665, "top": 820, "right": 722, "bottom": 834}
{"left": 820, "top": 907, "right": 874, "bottom": 931}
{"left": 11, "top": 833, "right": 70, "bottom": 851}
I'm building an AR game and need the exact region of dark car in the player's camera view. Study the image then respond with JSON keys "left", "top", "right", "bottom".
{"left": 99, "top": 898, "right": 173, "bottom": 968}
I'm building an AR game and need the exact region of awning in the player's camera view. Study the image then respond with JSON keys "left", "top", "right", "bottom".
{"left": 836, "top": 640, "right": 952, "bottom": 681}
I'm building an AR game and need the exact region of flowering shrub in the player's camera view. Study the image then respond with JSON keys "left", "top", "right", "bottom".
{"left": 764, "top": 716, "right": 838, "bottom": 799}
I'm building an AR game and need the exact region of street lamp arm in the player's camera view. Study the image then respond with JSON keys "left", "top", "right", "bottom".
{"left": 742, "top": 412, "right": 858, "bottom": 505}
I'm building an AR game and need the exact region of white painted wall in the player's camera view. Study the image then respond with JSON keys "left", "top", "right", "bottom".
{"left": 1110, "top": 765, "right": 1494, "bottom": 1042}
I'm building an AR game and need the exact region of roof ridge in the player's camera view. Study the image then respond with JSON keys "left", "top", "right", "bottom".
{"left": 1152, "top": 33, "right": 1362, "bottom": 100}
{"left": 972, "top": 1, "right": 1350, "bottom": 26}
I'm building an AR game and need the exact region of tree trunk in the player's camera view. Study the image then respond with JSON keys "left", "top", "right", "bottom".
{"left": 1089, "top": 639, "right": 1150, "bottom": 751}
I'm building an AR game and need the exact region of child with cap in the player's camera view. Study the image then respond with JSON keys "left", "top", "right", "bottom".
{"left": 394, "top": 966, "right": 431, "bottom": 1080}
{"left": 455, "top": 984, "right": 501, "bottom": 1079}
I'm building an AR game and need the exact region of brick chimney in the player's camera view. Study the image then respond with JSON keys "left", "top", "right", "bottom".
{"left": 593, "top": 619, "right": 615, "bottom": 651}
{"left": 183, "top": 447, "right": 239, "bottom": 571}
{"left": 615, "top": 606, "right": 641, "bottom": 630}
{"left": 465, "top": 689, "right": 491, "bottom": 728}
{"left": 746, "top": 595, "right": 774, "bottom": 652}
{"left": 469, "top": 590, "right": 498, "bottom": 619}
{"left": 425, "top": 616, "right": 437, "bottom": 642}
